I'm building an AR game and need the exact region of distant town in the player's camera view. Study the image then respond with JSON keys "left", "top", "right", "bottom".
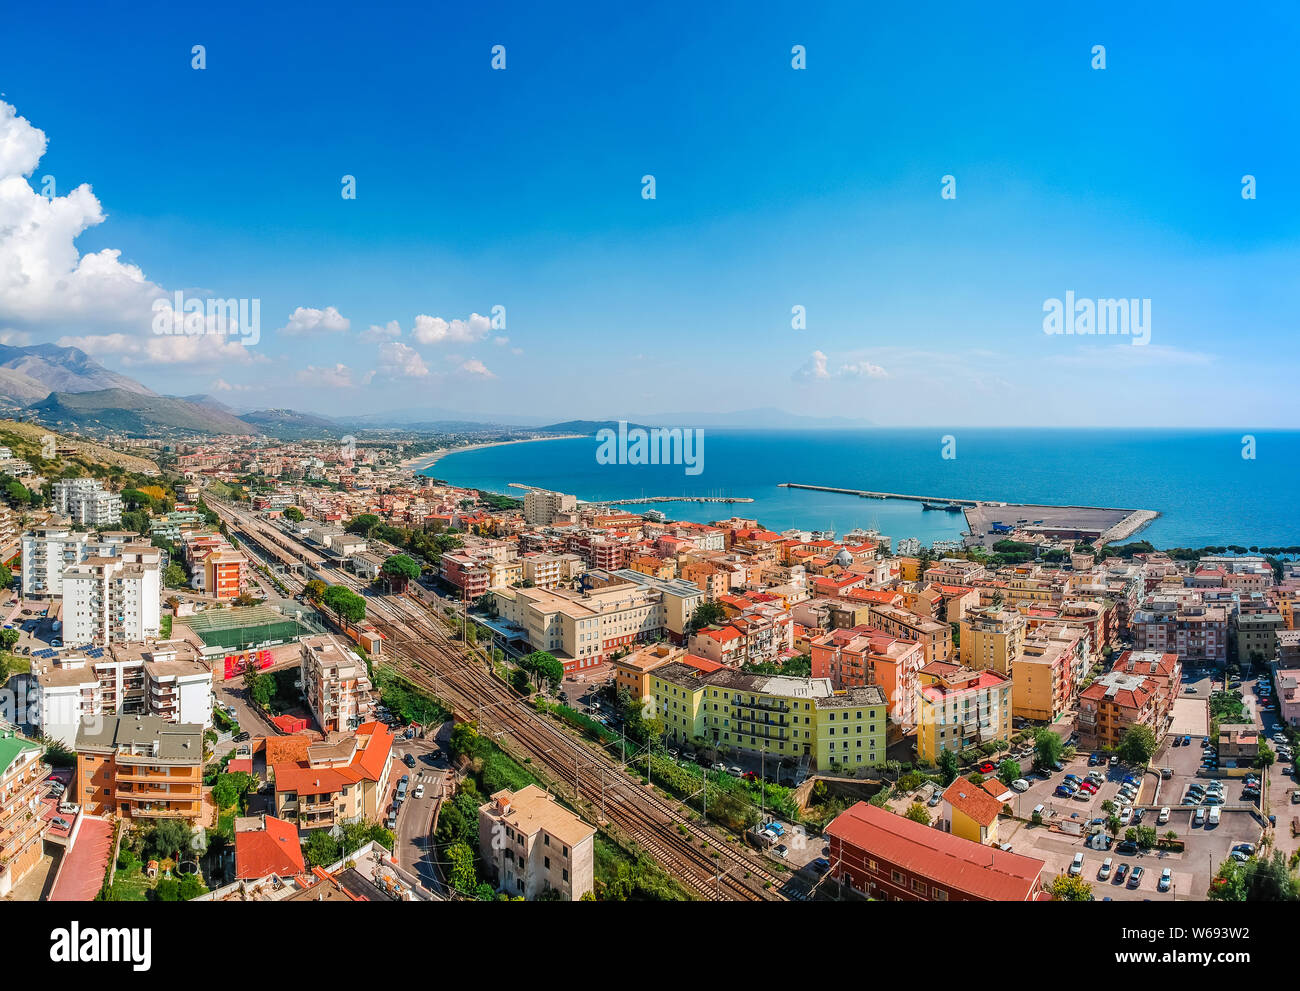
{"left": 1, "top": 424, "right": 1297, "bottom": 903}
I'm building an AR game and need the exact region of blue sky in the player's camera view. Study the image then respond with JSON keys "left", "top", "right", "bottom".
{"left": 0, "top": 1, "right": 1296, "bottom": 425}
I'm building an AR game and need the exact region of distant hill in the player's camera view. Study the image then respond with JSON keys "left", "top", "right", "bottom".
{"left": 239, "top": 408, "right": 343, "bottom": 438}
{"left": 28, "top": 388, "right": 254, "bottom": 435}
{"left": 536, "top": 420, "right": 654, "bottom": 435}
{"left": 0, "top": 343, "right": 154, "bottom": 408}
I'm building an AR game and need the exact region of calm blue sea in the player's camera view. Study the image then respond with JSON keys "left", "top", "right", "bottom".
{"left": 424, "top": 429, "right": 1300, "bottom": 548}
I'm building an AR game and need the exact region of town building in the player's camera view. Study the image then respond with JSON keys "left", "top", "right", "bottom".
{"left": 942, "top": 775, "right": 1004, "bottom": 846}
{"left": 60, "top": 546, "right": 162, "bottom": 644}
{"left": 299, "top": 633, "right": 375, "bottom": 734}
{"left": 914, "top": 661, "right": 1013, "bottom": 763}
{"left": 825, "top": 801, "right": 1046, "bottom": 901}
{"left": 1076, "top": 670, "right": 1161, "bottom": 752}
{"left": 0, "top": 730, "right": 50, "bottom": 897}
{"left": 271, "top": 722, "right": 395, "bottom": 829}
{"left": 76, "top": 715, "right": 205, "bottom": 821}
{"left": 523, "top": 488, "right": 578, "bottom": 526}
{"left": 810, "top": 625, "right": 926, "bottom": 731}
{"left": 478, "top": 785, "right": 595, "bottom": 900}
{"left": 52, "top": 478, "right": 122, "bottom": 528}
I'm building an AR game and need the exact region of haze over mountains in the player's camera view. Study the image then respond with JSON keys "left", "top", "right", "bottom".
{"left": 0, "top": 343, "right": 873, "bottom": 437}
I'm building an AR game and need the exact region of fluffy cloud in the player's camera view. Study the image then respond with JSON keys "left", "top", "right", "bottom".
{"left": 459, "top": 358, "right": 495, "bottom": 379}
{"left": 375, "top": 341, "right": 429, "bottom": 379}
{"left": 839, "top": 360, "right": 889, "bottom": 378}
{"left": 360, "top": 319, "right": 402, "bottom": 342}
{"left": 296, "top": 363, "right": 356, "bottom": 388}
{"left": 57, "top": 331, "right": 265, "bottom": 366}
{"left": 411, "top": 312, "right": 491, "bottom": 346}
{"left": 278, "top": 306, "right": 350, "bottom": 335}
{"left": 793, "top": 350, "right": 889, "bottom": 382}
{"left": 212, "top": 378, "right": 256, "bottom": 392}
{"left": 793, "top": 349, "right": 831, "bottom": 381}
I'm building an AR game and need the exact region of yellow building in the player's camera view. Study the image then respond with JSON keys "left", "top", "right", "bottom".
{"left": 610, "top": 643, "right": 685, "bottom": 701}
{"left": 649, "top": 663, "right": 887, "bottom": 771}
{"left": 959, "top": 607, "right": 1026, "bottom": 675}
{"left": 897, "top": 556, "right": 922, "bottom": 582}
{"left": 630, "top": 555, "right": 677, "bottom": 581}
{"left": 942, "top": 776, "right": 1004, "bottom": 846}
{"left": 915, "top": 661, "right": 1013, "bottom": 764}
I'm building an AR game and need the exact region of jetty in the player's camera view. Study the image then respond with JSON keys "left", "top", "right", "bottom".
{"left": 507, "top": 483, "right": 752, "bottom": 505}
{"left": 780, "top": 483, "right": 978, "bottom": 506}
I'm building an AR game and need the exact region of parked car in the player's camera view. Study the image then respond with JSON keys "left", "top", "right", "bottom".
{"left": 233, "top": 732, "right": 250, "bottom": 743}
{"left": 1157, "top": 806, "right": 1170, "bottom": 824}
{"left": 51, "top": 816, "right": 70, "bottom": 830}
{"left": 1208, "top": 806, "right": 1221, "bottom": 826}
{"left": 1182, "top": 735, "right": 1191, "bottom": 746}
{"left": 1116, "top": 840, "right": 1138, "bottom": 855}
{"left": 1128, "top": 865, "right": 1145, "bottom": 889}
{"left": 1120, "top": 806, "right": 1133, "bottom": 824}
{"left": 772, "top": 844, "right": 789, "bottom": 859}
{"left": 977, "top": 761, "right": 996, "bottom": 775}
{"left": 1069, "top": 852, "right": 1085, "bottom": 876}
{"left": 1114, "top": 863, "right": 1130, "bottom": 883}
{"left": 1097, "top": 857, "right": 1113, "bottom": 881}
{"left": 1011, "top": 778, "right": 1030, "bottom": 792}
{"left": 1158, "top": 868, "right": 1173, "bottom": 892}
{"left": 403, "top": 753, "right": 417, "bottom": 768}
{"left": 710, "top": 762, "right": 726, "bottom": 772}
{"left": 727, "top": 766, "right": 743, "bottom": 777}
{"left": 1055, "top": 785, "right": 1075, "bottom": 798}
{"left": 1194, "top": 808, "right": 1206, "bottom": 826}
{"left": 58, "top": 802, "right": 79, "bottom": 816}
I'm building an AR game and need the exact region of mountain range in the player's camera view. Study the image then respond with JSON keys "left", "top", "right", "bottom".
{"left": 0, "top": 342, "right": 875, "bottom": 437}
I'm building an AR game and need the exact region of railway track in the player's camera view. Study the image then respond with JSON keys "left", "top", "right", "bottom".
{"left": 208, "top": 498, "right": 788, "bottom": 901}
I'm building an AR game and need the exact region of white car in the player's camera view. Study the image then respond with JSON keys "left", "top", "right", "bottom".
{"left": 1011, "top": 778, "right": 1030, "bottom": 792}
{"left": 1069, "top": 852, "right": 1085, "bottom": 876}
{"left": 1120, "top": 806, "right": 1133, "bottom": 825}
{"left": 413, "top": 784, "right": 425, "bottom": 800}
{"left": 1157, "top": 806, "right": 1170, "bottom": 824}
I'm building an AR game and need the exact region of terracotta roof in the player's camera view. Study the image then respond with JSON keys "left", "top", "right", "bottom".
{"left": 235, "top": 816, "right": 305, "bottom": 880}
{"left": 827, "top": 802, "right": 1044, "bottom": 901}
{"left": 944, "top": 776, "right": 1004, "bottom": 827}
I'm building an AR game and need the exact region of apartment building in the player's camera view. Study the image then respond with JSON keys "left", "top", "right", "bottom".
{"left": 181, "top": 531, "right": 248, "bottom": 600}
{"left": 1076, "top": 670, "right": 1161, "bottom": 751}
{"left": 523, "top": 488, "right": 578, "bottom": 526}
{"left": 33, "top": 643, "right": 212, "bottom": 749}
{"left": 492, "top": 570, "right": 701, "bottom": 672}
{"left": 959, "top": 607, "right": 1027, "bottom": 675}
{"left": 299, "top": 633, "right": 375, "bottom": 733}
{"left": 52, "top": 478, "right": 122, "bottom": 528}
{"left": 1010, "top": 624, "right": 1089, "bottom": 722}
{"left": 272, "top": 722, "right": 394, "bottom": 829}
{"left": 826, "top": 801, "right": 1046, "bottom": 902}
{"left": 76, "top": 715, "right": 205, "bottom": 821}
{"left": 649, "top": 662, "right": 887, "bottom": 771}
{"left": 680, "top": 559, "right": 732, "bottom": 601}
{"left": 61, "top": 547, "right": 162, "bottom": 644}
{"left": 810, "top": 625, "right": 926, "bottom": 730}
{"left": 1131, "top": 595, "right": 1228, "bottom": 664}
{"left": 20, "top": 525, "right": 90, "bottom": 597}
{"left": 1236, "top": 610, "right": 1285, "bottom": 665}
{"left": 610, "top": 643, "right": 686, "bottom": 700}
{"left": 868, "top": 604, "right": 952, "bottom": 664}
{"left": 0, "top": 731, "right": 50, "bottom": 897}
{"left": 520, "top": 552, "right": 583, "bottom": 589}
{"left": 478, "top": 785, "right": 595, "bottom": 900}
{"left": 915, "top": 661, "right": 1014, "bottom": 763}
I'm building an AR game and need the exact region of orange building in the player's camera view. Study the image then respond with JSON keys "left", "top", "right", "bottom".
{"left": 0, "top": 731, "right": 51, "bottom": 897}
{"left": 810, "top": 625, "right": 927, "bottom": 730}
{"left": 76, "top": 715, "right": 205, "bottom": 821}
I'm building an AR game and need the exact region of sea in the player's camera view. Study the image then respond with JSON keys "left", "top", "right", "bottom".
{"left": 422, "top": 429, "right": 1300, "bottom": 549}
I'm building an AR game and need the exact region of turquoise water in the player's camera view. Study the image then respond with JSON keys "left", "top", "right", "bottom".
{"left": 424, "top": 429, "right": 1300, "bottom": 548}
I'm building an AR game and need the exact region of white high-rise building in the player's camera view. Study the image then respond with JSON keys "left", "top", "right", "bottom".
{"left": 30, "top": 643, "right": 212, "bottom": 749}
{"left": 20, "top": 526, "right": 91, "bottom": 598}
{"left": 524, "top": 488, "right": 577, "bottom": 526}
{"left": 52, "top": 478, "right": 122, "bottom": 528}
{"left": 61, "top": 547, "right": 162, "bottom": 645}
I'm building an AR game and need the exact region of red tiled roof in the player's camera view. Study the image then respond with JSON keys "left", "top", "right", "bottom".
{"left": 943, "top": 776, "right": 1003, "bottom": 826}
{"left": 235, "top": 816, "right": 305, "bottom": 880}
{"left": 681, "top": 653, "right": 725, "bottom": 673}
{"left": 827, "top": 802, "right": 1044, "bottom": 901}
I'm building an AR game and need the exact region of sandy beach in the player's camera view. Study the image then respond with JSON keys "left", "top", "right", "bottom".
{"left": 401, "top": 434, "right": 586, "bottom": 475}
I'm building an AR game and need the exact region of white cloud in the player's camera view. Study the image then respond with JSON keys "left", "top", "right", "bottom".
{"left": 0, "top": 329, "right": 31, "bottom": 345}
{"left": 279, "top": 306, "right": 350, "bottom": 335}
{"left": 212, "top": 378, "right": 255, "bottom": 392}
{"left": 459, "top": 358, "right": 495, "bottom": 379}
{"left": 838, "top": 360, "right": 889, "bottom": 378}
{"left": 411, "top": 312, "right": 491, "bottom": 346}
{"left": 57, "top": 331, "right": 265, "bottom": 366}
{"left": 793, "top": 350, "right": 831, "bottom": 381}
{"left": 375, "top": 341, "right": 428, "bottom": 379}
{"left": 297, "top": 363, "right": 356, "bottom": 388}
{"left": 360, "top": 319, "right": 402, "bottom": 342}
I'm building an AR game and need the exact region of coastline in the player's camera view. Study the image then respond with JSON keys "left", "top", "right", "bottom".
{"left": 401, "top": 433, "right": 587, "bottom": 476}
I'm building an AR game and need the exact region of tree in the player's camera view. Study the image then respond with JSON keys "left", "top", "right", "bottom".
{"left": 283, "top": 506, "right": 305, "bottom": 523}
{"left": 1049, "top": 874, "right": 1093, "bottom": 901}
{"left": 447, "top": 841, "right": 479, "bottom": 894}
{"left": 380, "top": 553, "right": 420, "bottom": 592}
{"left": 904, "top": 801, "right": 931, "bottom": 826}
{"left": 1208, "top": 850, "right": 1300, "bottom": 901}
{"left": 164, "top": 563, "right": 188, "bottom": 588}
{"left": 689, "top": 600, "right": 727, "bottom": 631}
{"left": 305, "top": 579, "right": 327, "bottom": 602}
{"left": 1256, "top": 741, "right": 1275, "bottom": 769}
{"left": 1116, "top": 725, "right": 1158, "bottom": 766}
{"left": 520, "top": 651, "right": 564, "bottom": 692}
{"left": 0, "top": 628, "right": 18, "bottom": 651}
{"left": 997, "top": 758, "right": 1021, "bottom": 786}
{"left": 1034, "top": 728, "right": 1064, "bottom": 769}
{"left": 323, "top": 584, "right": 366, "bottom": 626}
{"left": 145, "top": 819, "right": 191, "bottom": 861}
{"left": 938, "top": 748, "right": 960, "bottom": 786}
{"left": 346, "top": 513, "right": 381, "bottom": 536}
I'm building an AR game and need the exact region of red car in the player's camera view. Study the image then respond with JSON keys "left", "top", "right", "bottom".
{"left": 1080, "top": 781, "right": 1099, "bottom": 793}
{"left": 977, "top": 761, "right": 996, "bottom": 774}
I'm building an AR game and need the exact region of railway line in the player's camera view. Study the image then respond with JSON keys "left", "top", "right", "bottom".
{"left": 206, "top": 497, "right": 789, "bottom": 901}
